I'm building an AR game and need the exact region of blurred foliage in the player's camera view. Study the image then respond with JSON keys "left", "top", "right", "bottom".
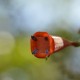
{"left": 0, "top": 28, "right": 80, "bottom": 80}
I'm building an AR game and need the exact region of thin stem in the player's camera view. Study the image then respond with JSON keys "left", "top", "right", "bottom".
{"left": 71, "top": 41, "right": 80, "bottom": 47}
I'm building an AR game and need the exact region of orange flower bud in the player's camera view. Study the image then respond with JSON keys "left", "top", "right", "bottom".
{"left": 31, "top": 32, "right": 54, "bottom": 58}
{"left": 30, "top": 32, "right": 80, "bottom": 59}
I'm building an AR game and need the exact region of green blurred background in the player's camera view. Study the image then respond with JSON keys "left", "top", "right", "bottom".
{"left": 0, "top": 0, "right": 80, "bottom": 80}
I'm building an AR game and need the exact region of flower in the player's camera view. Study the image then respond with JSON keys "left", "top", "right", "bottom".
{"left": 30, "top": 32, "right": 54, "bottom": 58}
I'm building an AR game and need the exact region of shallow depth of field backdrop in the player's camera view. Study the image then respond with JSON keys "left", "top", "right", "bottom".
{"left": 0, "top": 0, "right": 80, "bottom": 80}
